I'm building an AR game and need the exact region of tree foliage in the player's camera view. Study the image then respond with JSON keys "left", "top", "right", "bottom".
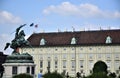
{"left": 43, "top": 71, "right": 63, "bottom": 78}
{"left": 12, "top": 73, "right": 33, "bottom": 78}
{"left": 84, "top": 72, "right": 112, "bottom": 78}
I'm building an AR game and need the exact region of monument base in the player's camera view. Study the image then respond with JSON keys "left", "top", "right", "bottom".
{"left": 2, "top": 53, "right": 35, "bottom": 78}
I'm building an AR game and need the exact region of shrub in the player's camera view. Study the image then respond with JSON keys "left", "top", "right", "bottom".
{"left": 12, "top": 73, "right": 33, "bottom": 78}
{"left": 84, "top": 72, "right": 112, "bottom": 78}
{"left": 43, "top": 71, "right": 63, "bottom": 78}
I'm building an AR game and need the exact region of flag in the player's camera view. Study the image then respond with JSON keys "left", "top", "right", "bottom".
{"left": 35, "top": 24, "right": 38, "bottom": 28}
{"left": 30, "top": 23, "right": 34, "bottom": 27}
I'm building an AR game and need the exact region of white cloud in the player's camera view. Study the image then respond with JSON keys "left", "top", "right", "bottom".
{"left": 114, "top": 11, "right": 120, "bottom": 18}
{"left": 43, "top": 2, "right": 80, "bottom": 15}
{"left": 0, "top": 11, "right": 22, "bottom": 24}
{"left": 43, "top": 2, "right": 120, "bottom": 19}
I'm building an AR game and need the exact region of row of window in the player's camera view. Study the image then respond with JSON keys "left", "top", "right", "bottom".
{"left": 39, "top": 54, "right": 120, "bottom": 60}
{"left": 12, "top": 66, "right": 35, "bottom": 75}
{"left": 39, "top": 60, "right": 120, "bottom": 70}
{"left": 40, "top": 60, "right": 75, "bottom": 69}
{"left": 24, "top": 46, "right": 119, "bottom": 53}
{"left": 36, "top": 47, "right": 114, "bottom": 51}
{"left": 39, "top": 60, "right": 120, "bottom": 74}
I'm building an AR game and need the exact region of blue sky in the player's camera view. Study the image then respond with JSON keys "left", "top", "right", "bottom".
{"left": 0, "top": 0, "right": 120, "bottom": 54}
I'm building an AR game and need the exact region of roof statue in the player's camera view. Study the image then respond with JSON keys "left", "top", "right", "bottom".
{"left": 4, "top": 24, "right": 32, "bottom": 54}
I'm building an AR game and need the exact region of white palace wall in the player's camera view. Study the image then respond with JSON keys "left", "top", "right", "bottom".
{"left": 19, "top": 45, "right": 120, "bottom": 77}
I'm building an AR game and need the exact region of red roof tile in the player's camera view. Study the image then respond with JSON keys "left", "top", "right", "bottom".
{"left": 27, "top": 29, "right": 120, "bottom": 46}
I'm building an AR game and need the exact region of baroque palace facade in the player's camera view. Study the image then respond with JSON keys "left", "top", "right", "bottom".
{"left": 19, "top": 29, "right": 120, "bottom": 77}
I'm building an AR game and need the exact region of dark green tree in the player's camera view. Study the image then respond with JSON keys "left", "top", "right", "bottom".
{"left": 118, "top": 75, "right": 120, "bottom": 78}
{"left": 12, "top": 73, "right": 33, "bottom": 78}
{"left": 93, "top": 61, "right": 108, "bottom": 74}
{"left": 84, "top": 72, "right": 112, "bottom": 78}
{"left": 43, "top": 71, "right": 63, "bottom": 78}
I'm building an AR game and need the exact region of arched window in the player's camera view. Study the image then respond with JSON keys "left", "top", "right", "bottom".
{"left": 40, "top": 38, "right": 46, "bottom": 45}
{"left": 26, "top": 66, "right": 30, "bottom": 73}
{"left": 105, "top": 36, "right": 112, "bottom": 44}
{"left": 71, "top": 37, "right": 76, "bottom": 44}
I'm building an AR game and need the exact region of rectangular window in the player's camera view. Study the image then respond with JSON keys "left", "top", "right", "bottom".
{"left": 39, "top": 54, "right": 43, "bottom": 59}
{"left": 71, "top": 61, "right": 75, "bottom": 68}
{"left": 79, "top": 54, "right": 84, "bottom": 59}
{"left": 71, "top": 54, "right": 75, "bottom": 59}
{"left": 89, "top": 54, "right": 93, "bottom": 59}
{"left": 116, "top": 70, "right": 119, "bottom": 74}
{"left": 48, "top": 61, "right": 51, "bottom": 68}
{"left": 31, "top": 66, "right": 35, "bottom": 74}
{"left": 97, "top": 54, "right": 102, "bottom": 59}
{"left": 80, "top": 60, "right": 84, "bottom": 68}
{"left": 115, "top": 61, "right": 119, "bottom": 70}
{"left": 63, "top": 61, "right": 66, "bottom": 68}
{"left": 89, "top": 60, "right": 93, "bottom": 70}
{"left": 106, "top": 54, "right": 110, "bottom": 58}
{"left": 47, "top": 54, "right": 51, "bottom": 59}
{"left": 40, "top": 61, "right": 43, "bottom": 68}
{"left": 63, "top": 54, "right": 67, "bottom": 59}
{"left": 106, "top": 61, "right": 111, "bottom": 68}
{"left": 12, "top": 66, "right": 17, "bottom": 75}
{"left": 54, "top": 54, "right": 58, "bottom": 59}
{"left": 55, "top": 61, "right": 58, "bottom": 68}
{"left": 115, "top": 54, "right": 119, "bottom": 59}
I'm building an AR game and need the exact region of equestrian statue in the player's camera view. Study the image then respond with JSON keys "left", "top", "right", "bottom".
{"left": 4, "top": 24, "right": 31, "bottom": 54}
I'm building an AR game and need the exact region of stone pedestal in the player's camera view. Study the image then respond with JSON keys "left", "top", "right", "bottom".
{"left": 2, "top": 53, "right": 35, "bottom": 78}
